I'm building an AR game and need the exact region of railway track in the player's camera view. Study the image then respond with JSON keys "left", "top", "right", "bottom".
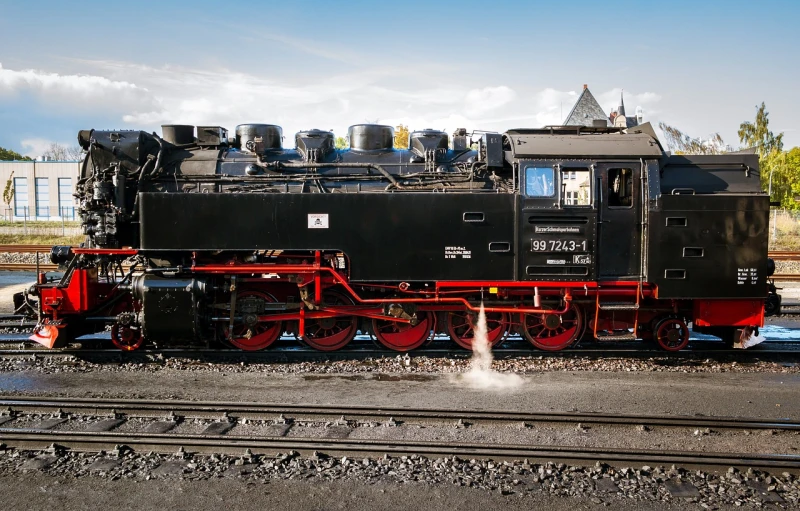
{"left": 0, "top": 334, "right": 798, "bottom": 359}
{"left": 0, "top": 263, "right": 57, "bottom": 271}
{"left": 1, "top": 396, "right": 799, "bottom": 471}
{"left": 3, "top": 396, "right": 798, "bottom": 430}
{"left": 768, "top": 250, "right": 800, "bottom": 261}
{"left": 0, "top": 244, "right": 54, "bottom": 253}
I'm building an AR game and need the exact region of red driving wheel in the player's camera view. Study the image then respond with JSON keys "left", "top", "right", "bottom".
{"left": 221, "top": 290, "right": 283, "bottom": 351}
{"left": 654, "top": 317, "right": 690, "bottom": 351}
{"left": 302, "top": 291, "right": 358, "bottom": 351}
{"left": 111, "top": 323, "right": 143, "bottom": 351}
{"left": 446, "top": 310, "right": 508, "bottom": 350}
{"left": 520, "top": 303, "right": 584, "bottom": 351}
{"left": 372, "top": 312, "right": 433, "bottom": 352}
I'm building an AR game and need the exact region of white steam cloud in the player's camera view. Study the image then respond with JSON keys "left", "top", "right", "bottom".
{"left": 453, "top": 303, "right": 523, "bottom": 390}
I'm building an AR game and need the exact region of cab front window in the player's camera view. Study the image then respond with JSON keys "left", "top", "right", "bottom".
{"left": 524, "top": 166, "right": 555, "bottom": 197}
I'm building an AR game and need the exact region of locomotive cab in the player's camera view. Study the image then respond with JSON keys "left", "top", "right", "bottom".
{"left": 517, "top": 161, "right": 642, "bottom": 282}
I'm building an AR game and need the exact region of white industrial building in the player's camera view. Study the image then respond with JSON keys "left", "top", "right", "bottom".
{"left": 0, "top": 161, "right": 80, "bottom": 221}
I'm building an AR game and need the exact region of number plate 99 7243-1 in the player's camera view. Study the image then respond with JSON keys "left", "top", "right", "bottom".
{"left": 531, "top": 239, "right": 589, "bottom": 252}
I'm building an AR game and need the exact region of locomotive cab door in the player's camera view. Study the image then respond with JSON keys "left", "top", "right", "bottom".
{"left": 518, "top": 162, "right": 598, "bottom": 281}
{"left": 597, "top": 163, "right": 641, "bottom": 280}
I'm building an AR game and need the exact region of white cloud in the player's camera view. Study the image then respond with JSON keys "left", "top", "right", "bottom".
{"left": 597, "top": 88, "right": 663, "bottom": 118}
{"left": 0, "top": 61, "right": 663, "bottom": 145}
{"left": 464, "top": 86, "right": 517, "bottom": 116}
{"left": 20, "top": 138, "right": 64, "bottom": 158}
{"left": 0, "top": 62, "right": 156, "bottom": 113}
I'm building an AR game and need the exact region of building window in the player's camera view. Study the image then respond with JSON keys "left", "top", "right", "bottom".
{"left": 561, "top": 168, "right": 591, "bottom": 206}
{"left": 58, "top": 178, "right": 74, "bottom": 219}
{"left": 608, "top": 168, "right": 634, "bottom": 207}
{"left": 524, "top": 167, "right": 555, "bottom": 197}
{"left": 13, "top": 177, "right": 28, "bottom": 217}
{"left": 35, "top": 177, "right": 49, "bottom": 218}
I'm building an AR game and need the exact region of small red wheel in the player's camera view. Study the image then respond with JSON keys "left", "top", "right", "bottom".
{"left": 302, "top": 291, "right": 357, "bottom": 351}
{"left": 222, "top": 291, "right": 283, "bottom": 351}
{"left": 372, "top": 312, "right": 433, "bottom": 352}
{"left": 521, "top": 303, "right": 583, "bottom": 351}
{"left": 654, "top": 317, "right": 689, "bottom": 351}
{"left": 111, "top": 323, "right": 143, "bottom": 351}
{"left": 446, "top": 310, "right": 508, "bottom": 350}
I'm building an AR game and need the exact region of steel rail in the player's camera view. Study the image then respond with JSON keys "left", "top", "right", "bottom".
{"left": 768, "top": 251, "right": 800, "bottom": 260}
{"left": 0, "top": 245, "right": 54, "bottom": 253}
{"left": 1, "top": 396, "right": 798, "bottom": 431}
{"left": 2, "top": 427, "right": 799, "bottom": 471}
{"left": 0, "top": 263, "right": 57, "bottom": 271}
{"left": 771, "top": 274, "right": 800, "bottom": 282}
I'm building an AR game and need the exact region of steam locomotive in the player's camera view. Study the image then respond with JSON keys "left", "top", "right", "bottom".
{"left": 23, "top": 121, "right": 777, "bottom": 352}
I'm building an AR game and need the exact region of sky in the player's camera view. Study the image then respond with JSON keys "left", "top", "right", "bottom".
{"left": 0, "top": 0, "right": 797, "bottom": 157}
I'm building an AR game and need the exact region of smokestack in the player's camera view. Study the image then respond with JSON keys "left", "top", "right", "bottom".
{"left": 583, "top": 84, "right": 587, "bottom": 90}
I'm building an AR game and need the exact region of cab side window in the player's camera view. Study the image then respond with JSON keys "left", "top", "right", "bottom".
{"left": 562, "top": 168, "right": 591, "bottom": 206}
{"left": 608, "top": 168, "right": 633, "bottom": 207}
{"left": 524, "top": 167, "right": 555, "bottom": 197}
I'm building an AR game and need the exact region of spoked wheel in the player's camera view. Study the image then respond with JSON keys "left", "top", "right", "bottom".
{"left": 302, "top": 291, "right": 358, "bottom": 351}
{"left": 221, "top": 290, "right": 283, "bottom": 351}
{"left": 109, "top": 304, "right": 143, "bottom": 351}
{"left": 446, "top": 309, "right": 508, "bottom": 350}
{"left": 521, "top": 303, "right": 584, "bottom": 351}
{"left": 111, "top": 323, "right": 143, "bottom": 351}
{"left": 372, "top": 312, "right": 434, "bottom": 352}
{"left": 654, "top": 317, "right": 690, "bottom": 352}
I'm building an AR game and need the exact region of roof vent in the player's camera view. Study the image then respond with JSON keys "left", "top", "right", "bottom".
{"left": 161, "top": 125, "right": 195, "bottom": 145}
{"left": 295, "top": 130, "right": 335, "bottom": 162}
{"left": 348, "top": 124, "right": 394, "bottom": 152}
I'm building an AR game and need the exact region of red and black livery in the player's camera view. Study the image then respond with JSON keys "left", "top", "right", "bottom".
{"left": 25, "top": 122, "right": 776, "bottom": 352}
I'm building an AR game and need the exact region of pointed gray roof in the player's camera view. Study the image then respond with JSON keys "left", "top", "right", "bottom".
{"left": 614, "top": 90, "right": 640, "bottom": 128}
{"left": 563, "top": 86, "right": 610, "bottom": 127}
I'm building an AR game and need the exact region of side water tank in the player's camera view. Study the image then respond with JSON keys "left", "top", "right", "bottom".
{"left": 348, "top": 124, "right": 394, "bottom": 152}
{"left": 235, "top": 124, "right": 282, "bottom": 153}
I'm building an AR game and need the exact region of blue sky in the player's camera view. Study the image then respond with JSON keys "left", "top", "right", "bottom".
{"left": 0, "top": 0, "right": 797, "bottom": 156}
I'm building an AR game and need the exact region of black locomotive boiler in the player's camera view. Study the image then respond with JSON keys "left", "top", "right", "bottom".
{"left": 26, "top": 122, "right": 776, "bottom": 352}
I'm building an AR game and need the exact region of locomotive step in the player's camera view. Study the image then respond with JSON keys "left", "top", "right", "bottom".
{"left": 594, "top": 333, "right": 638, "bottom": 341}
{"left": 597, "top": 303, "right": 640, "bottom": 311}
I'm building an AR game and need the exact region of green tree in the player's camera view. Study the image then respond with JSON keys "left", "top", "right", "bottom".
{"left": 738, "top": 102, "right": 784, "bottom": 158}
{"left": 334, "top": 136, "right": 348, "bottom": 150}
{"left": 394, "top": 124, "right": 410, "bottom": 149}
{"left": 657, "top": 122, "right": 728, "bottom": 154}
{"left": 762, "top": 147, "right": 800, "bottom": 209}
{"left": 0, "top": 147, "right": 32, "bottom": 161}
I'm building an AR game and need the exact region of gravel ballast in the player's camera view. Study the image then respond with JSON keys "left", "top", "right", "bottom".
{"left": 1, "top": 353, "right": 798, "bottom": 376}
{"left": 0, "top": 446, "right": 797, "bottom": 509}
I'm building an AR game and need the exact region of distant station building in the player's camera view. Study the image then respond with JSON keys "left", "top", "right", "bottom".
{"left": 0, "top": 160, "right": 80, "bottom": 221}
{"left": 563, "top": 84, "right": 643, "bottom": 128}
